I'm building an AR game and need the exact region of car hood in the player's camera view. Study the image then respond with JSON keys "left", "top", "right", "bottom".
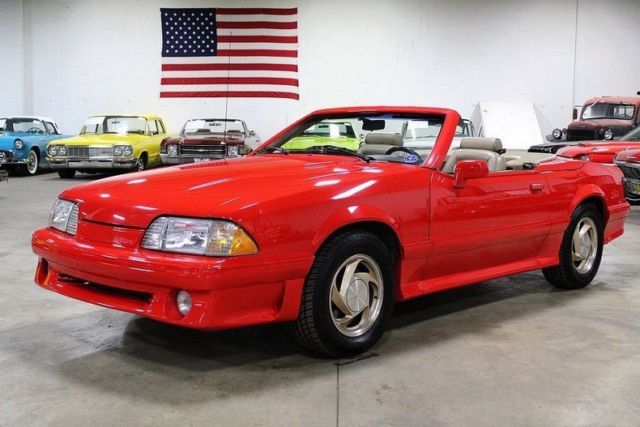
{"left": 0, "top": 132, "right": 35, "bottom": 150}
{"left": 60, "top": 155, "right": 388, "bottom": 228}
{"left": 558, "top": 141, "right": 640, "bottom": 158}
{"left": 616, "top": 148, "right": 640, "bottom": 163}
{"left": 57, "top": 134, "right": 146, "bottom": 146}
{"left": 568, "top": 119, "right": 632, "bottom": 130}
{"left": 165, "top": 134, "right": 245, "bottom": 146}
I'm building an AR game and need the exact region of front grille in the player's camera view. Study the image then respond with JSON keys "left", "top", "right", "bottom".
{"left": 67, "top": 146, "right": 113, "bottom": 158}
{"left": 617, "top": 163, "right": 640, "bottom": 180}
{"left": 566, "top": 129, "right": 597, "bottom": 141}
{"left": 58, "top": 273, "right": 153, "bottom": 303}
{"left": 181, "top": 144, "right": 227, "bottom": 157}
{"left": 0, "top": 150, "right": 14, "bottom": 162}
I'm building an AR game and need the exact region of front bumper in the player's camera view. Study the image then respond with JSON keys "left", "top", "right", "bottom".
{"left": 160, "top": 154, "right": 231, "bottom": 165}
{"left": 31, "top": 225, "right": 310, "bottom": 330}
{"left": 47, "top": 156, "right": 137, "bottom": 170}
{"left": 0, "top": 150, "right": 27, "bottom": 166}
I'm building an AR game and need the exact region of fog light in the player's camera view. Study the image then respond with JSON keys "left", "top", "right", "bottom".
{"left": 167, "top": 144, "right": 178, "bottom": 156}
{"left": 176, "top": 290, "right": 192, "bottom": 316}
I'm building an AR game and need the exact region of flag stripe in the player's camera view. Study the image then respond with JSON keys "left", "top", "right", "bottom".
{"left": 216, "top": 21, "right": 297, "bottom": 30}
{"left": 216, "top": 28, "right": 297, "bottom": 37}
{"left": 162, "top": 84, "right": 298, "bottom": 92}
{"left": 162, "top": 56, "right": 298, "bottom": 64}
{"left": 216, "top": 14, "right": 297, "bottom": 23}
{"left": 162, "top": 62, "right": 298, "bottom": 72}
{"left": 161, "top": 77, "right": 299, "bottom": 86}
{"left": 216, "top": 8, "right": 297, "bottom": 15}
{"left": 162, "top": 70, "right": 299, "bottom": 79}
{"left": 161, "top": 91, "right": 300, "bottom": 99}
{"left": 216, "top": 49, "right": 297, "bottom": 57}
{"left": 217, "top": 35, "right": 298, "bottom": 43}
{"left": 215, "top": 43, "right": 297, "bottom": 50}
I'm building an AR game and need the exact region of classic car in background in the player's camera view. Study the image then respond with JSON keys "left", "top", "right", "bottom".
{"left": 47, "top": 115, "right": 167, "bottom": 178}
{"left": 160, "top": 118, "right": 259, "bottom": 165}
{"left": 536, "top": 96, "right": 640, "bottom": 153}
{"left": 0, "top": 116, "right": 70, "bottom": 175}
{"left": 32, "top": 106, "right": 629, "bottom": 357}
{"left": 531, "top": 119, "right": 640, "bottom": 154}
{"left": 403, "top": 118, "right": 475, "bottom": 149}
{"left": 616, "top": 148, "right": 640, "bottom": 203}
{"left": 281, "top": 121, "right": 360, "bottom": 151}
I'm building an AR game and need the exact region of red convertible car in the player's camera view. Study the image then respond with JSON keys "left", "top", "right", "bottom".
{"left": 32, "top": 106, "right": 629, "bottom": 357}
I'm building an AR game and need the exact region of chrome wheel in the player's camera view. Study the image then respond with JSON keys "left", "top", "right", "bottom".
{"left": 572, "top": 217, "right": 598, "bottom": 274}
{"left": 26, "top": 150, "right": 38, "bottom": 175}
{"left": 329, "top": 254, "right": 383, "bottom": 337}
{"left": 136, "top": 157, "right": 146, "bottom": 171}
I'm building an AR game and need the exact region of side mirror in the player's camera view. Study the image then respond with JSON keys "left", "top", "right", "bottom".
{"left": 453, "top": 160, "right": 489, "bottom": 188}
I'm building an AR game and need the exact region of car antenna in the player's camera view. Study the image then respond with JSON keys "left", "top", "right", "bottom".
{"left": 223, "top": 32, "right": 231, "bottom": 138}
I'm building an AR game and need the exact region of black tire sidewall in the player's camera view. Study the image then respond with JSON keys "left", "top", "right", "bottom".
{"left": 560, "top": 204, "right": 604, "bottom": 287}
{"left": 311, "top": 232, "right": 395, "bottom": 355}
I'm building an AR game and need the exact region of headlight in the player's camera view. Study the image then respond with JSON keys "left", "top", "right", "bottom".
{"left": 167, "top": 144, "right": 178, "bottom": 156}
{"left": 604, "top": 129, "right": 614, "bottom": 140}
{"left": 114, "top": 145, "right": 132, "bottom": 157}
{"left": 141, "top": 217, "right": 258, "bottom": 256}
{"left": 14, "top": 139, "right": 24, "bottom": 150}
{"left": 227, "top": 145, "right": 239, "bottom": 157}
{"left": 580, "top": 154, "right": 591, "bottom": 162}
{"left": 48, "top": 199, "right": 79, "bottom": 235}
{"left": 48, "top": 145, "right": 59, "bottom": 156}
{"left": 58, "top": 145, "right": 67, "bottom": 156}
{"left": 552, "top": 128, "right": 563, "bottom": 140}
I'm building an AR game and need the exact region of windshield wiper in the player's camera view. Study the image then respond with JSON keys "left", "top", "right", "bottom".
{"left": 254, "top": 146, "right": 289, "bottom": 155}
{"left": 292, "top": 145, "right": 374, "bottom": 162}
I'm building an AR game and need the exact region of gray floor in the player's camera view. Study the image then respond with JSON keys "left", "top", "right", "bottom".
{"left": 1, "top": 171, "right": 639, "bottom": 427}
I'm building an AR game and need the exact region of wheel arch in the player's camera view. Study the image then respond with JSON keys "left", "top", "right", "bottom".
{"left": 570, "top": 184, "right": 607, "bottom": 224}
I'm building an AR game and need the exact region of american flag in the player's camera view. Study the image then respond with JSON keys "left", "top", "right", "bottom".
{"left": 160, "top": 7, "right": 299, "bottom": 100}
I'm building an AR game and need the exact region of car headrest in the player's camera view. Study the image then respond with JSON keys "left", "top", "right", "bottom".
{"left": 364, "top": 132, "right": 403, "bottom": 146}
{"left": 460, "top": 137, "right": 504, "bottom": 153}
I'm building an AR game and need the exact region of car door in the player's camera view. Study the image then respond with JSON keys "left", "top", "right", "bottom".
{"left": 145, "top": 120, "right": 165, "bottom": 166}
{"left": 424, "top": 169, "right": 552, "bottom": 283}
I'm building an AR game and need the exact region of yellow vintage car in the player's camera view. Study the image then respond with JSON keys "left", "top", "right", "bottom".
{"left": 46, "top": 115, "right": 168, "bottom": 179}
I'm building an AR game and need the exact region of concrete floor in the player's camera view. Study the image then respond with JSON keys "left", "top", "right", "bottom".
{"left": 1, "top": 171, "right": 639, "bottom": 427}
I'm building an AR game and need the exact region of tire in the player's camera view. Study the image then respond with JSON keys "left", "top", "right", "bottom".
{"left": 26, "top": 149, "right": 40, "bottom": 175}
{"left": 293, "top": 230, "right": 395, "bottom": 357}
{"left": 136, "top": 154, "right": 148, "bottom": 171}
{"left": 57, "top": 169, "right": 76, "bottom": 179}
{"left": 543, "top": 203, "right": 604, "bottom": 289}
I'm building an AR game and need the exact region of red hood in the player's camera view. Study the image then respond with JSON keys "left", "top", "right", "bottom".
{"left": 616, "top": 148, "right": 640, "bottom": 163}
{"left": 568, "top": 119, "right": 633, "bottom": 130}
{"left": 558, "top": 141, "right": 640, "bottom": 158}
{"left": 59, "top": 155, "right": 397, "bottom": 228}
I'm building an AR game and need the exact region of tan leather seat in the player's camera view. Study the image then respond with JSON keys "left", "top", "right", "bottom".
{"left": 441, "top": 137, "right": 507, "bottom": 173}
{"left": 358, "top": 132, "right": 403, "bottom": 156}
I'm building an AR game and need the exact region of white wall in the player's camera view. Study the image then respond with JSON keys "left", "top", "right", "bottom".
{"left": 5, "top": 0, "right": 640, "bottom": 139}
{"left": 0, "top": 0, "right": 25, "bottom": 114}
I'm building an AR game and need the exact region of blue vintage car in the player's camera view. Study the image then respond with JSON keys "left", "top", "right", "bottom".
{"left": 0, "top": 116, "right": 70, "bottom": 175}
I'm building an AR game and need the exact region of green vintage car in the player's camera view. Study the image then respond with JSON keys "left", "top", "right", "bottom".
{"left": 281, "top": 121, "right": 360, "bottom": 151}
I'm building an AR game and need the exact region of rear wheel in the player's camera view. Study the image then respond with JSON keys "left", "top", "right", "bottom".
{"left": 57, "top": 169, "right": 76, "bottom": 179}
{"left": 293, "top": 231, "right": 395, "bottom": 357}
{"left": 26, "top": 149, "right": 39, "bottom": 175}
{"left": 543, "top": 204, "right": 603, "bottom": 289}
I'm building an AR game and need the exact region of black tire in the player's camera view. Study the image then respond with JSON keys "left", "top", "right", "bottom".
{"left": 136, "top": 154, "right": 148, "bottom": 171}
{"left": 543, "top": 203, "right": 604, "bottom": 289}
{"left": 57, "top": 169, "right": 76, "bottom": 179}
{"left": 293, "top": 230, "right": 395, "bottom": 357}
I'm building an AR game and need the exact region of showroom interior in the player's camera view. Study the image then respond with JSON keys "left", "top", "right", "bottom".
{"left": 1, "top": 0, "right": 640, "bottom": 425}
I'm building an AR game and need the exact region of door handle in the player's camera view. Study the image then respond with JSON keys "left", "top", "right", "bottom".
{"left": 530, "top": 183, "right": 545, "bottom": 193}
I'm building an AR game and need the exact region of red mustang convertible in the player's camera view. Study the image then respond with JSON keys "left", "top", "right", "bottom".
{"left": 32, "top": 107, "right": 629, "bottom": 357}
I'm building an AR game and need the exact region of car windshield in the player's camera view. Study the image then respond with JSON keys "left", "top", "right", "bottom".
{"left": 5, "top": 118, "right": 46, "bottom": 133}
{"left": 0, "top": 119, "right": 6, "bottom": 131}
{"left": 182, "top": 119, "right": 245, "bottom": 135}
{"left": 582, "top": 102, "right": 635, "bottom": 120}
{"left": 80, "top": 116, "right": 147, "bottom": 135}
{"left": 621, "top": 127, "right": 640, "bottom": 142}
{"left": 260, "top": 113, "right": 444, "bottom": 165}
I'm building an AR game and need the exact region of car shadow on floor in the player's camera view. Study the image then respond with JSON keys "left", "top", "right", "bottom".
{"left": 29, "top": 269, "right": 620, "bottom": 404}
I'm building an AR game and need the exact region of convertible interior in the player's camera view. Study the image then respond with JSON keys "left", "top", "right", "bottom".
{"left": 357, "top": 133, "right": 557, "bottom": 172}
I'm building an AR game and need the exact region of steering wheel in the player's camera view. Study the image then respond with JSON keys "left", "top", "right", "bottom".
{"left": 385, "top": 146, "right": 424, "bottom": 164}
{"left": 27, "top": 127, "right": 43, "bottom": 134}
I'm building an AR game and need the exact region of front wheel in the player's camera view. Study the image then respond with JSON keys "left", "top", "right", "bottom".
{"left": 57, "top": 169, "right": 76, "bottom": 179}
{"left": 543, "top": 204, "right": 603, "bottom": 289}
{"left": 135, "top": 154, "right": 148, "bottom": 171}
{"left": 26, "top": 149, "right": 39, "bottom": 175}
{"left": 293, "top": 231, "right": 395, "bottom": 357}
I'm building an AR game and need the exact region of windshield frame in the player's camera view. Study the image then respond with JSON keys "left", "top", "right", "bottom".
{"left": 253, "top": 108, "right": 460, "bottom": 168}
{"left": 581, "top": 102, "right": 636, "bottom": 121}
{"left": 180, "top": 118, "right": 247, "bottom": 136}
